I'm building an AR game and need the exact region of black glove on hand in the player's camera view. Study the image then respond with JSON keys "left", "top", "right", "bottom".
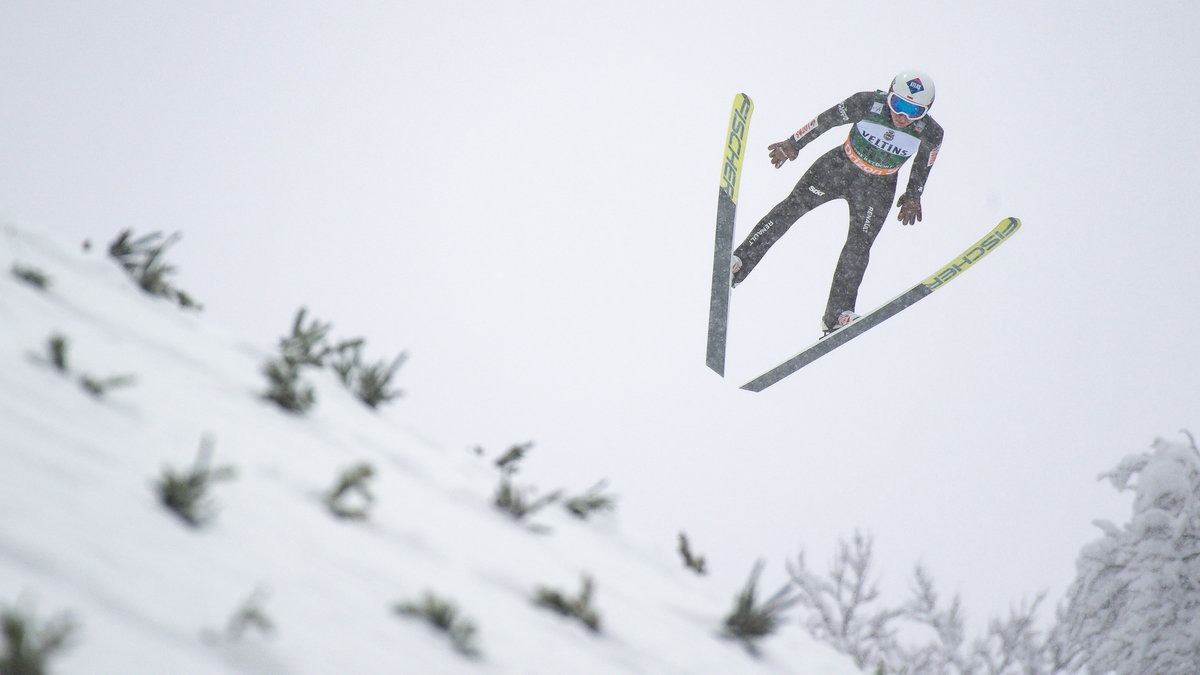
{"left": 767, "top": 139, "right": 799, "bottom": 169}
{"left": 897, "top": 193, "right": 923, "bottom": 226}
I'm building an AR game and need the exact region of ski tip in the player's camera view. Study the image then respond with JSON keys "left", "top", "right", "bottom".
{"left": 739, "top": 377, "right": 770, "bottom": 392}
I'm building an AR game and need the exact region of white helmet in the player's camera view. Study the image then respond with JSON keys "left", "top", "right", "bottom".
{"left": 888, "top": 70, "right": 935, "bottom": 119}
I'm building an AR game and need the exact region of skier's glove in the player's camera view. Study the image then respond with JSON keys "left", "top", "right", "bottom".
{"left": 768, "top": 139, "right": 799, "bottom": 169}
{"left": 897, "top": 193, "right": 923, "bottom": 226}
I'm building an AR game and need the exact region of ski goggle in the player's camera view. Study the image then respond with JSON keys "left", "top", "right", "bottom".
{"left": 887, "top": 93, "right": 928, "bottom": 120}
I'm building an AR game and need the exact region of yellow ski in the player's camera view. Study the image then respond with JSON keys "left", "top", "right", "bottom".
{"left": 706, "top": 93, "right": 754, "bottom": 376}
{"left": 742, "top": 217, "right": 1022, "bottom": 391}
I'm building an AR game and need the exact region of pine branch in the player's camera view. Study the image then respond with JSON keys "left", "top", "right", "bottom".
{"left": 722, "top": 559, "right": 800, "bottom": 657}
{"left": 395, "top": 592, "right": 481, "bottom": 658}
{"left": 155, "top": 437, "right": 236, "bottom": 528}
{"left": 564, "top": 480, "right": 616, "bottom": 520}
{"left": 534, "top": 575, "right": 602, "bottom": 633}
{"left": 0, "top": 601, "right": 77, "bottom": 675}
{"left": 678, "top": 532, "right": 708, "bottom": 575}
{"left": 11, "top": 262, "right": 51, "bottom": 290}
{"left": 325, "top": 463, "right": 375, "bottom": 520}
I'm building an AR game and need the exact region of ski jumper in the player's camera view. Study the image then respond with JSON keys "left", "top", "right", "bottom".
{"left": 731, "top": 90, "right": 944, "bottom": 329}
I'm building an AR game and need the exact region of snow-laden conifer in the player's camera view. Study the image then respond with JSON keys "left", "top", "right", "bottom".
{"left": 1059, "top": 434, "right": 1200, "bottom": 674}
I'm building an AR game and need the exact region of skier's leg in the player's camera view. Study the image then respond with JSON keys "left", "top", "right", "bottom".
{"left": 731, "top": 159, "right": 838, "bottom": 286}
{"left": 821, "top": 183, "right": 895, "bottom": 329}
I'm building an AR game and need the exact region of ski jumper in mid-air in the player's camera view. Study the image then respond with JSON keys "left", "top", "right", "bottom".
{"left": 730, "top": 70, "right": 944, "bottom": 335}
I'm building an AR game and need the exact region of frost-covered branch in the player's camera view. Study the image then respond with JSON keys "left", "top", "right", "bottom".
{"left": 790, "top": 532, "right": 1073, "bottom": 675}
{"left": 786, "top": 531, "right": 901, "bottom": 669}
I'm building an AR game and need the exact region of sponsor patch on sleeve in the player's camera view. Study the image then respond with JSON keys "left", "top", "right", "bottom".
{"left": 928, "top": 146, "right": 940, "bottom": 167}
{"left": 793, "top": 118, "right": 818, "bottom": 142}
{"left": 870, "top": 102, "right": 884, "bottom": 115}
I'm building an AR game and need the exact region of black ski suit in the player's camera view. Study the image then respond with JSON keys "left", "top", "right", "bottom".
{"left": 731, "top": 90, "right": 944, "bottom": 329}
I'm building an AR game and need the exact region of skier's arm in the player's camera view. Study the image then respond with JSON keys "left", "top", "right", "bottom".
{"left": 896, "top": 122, "right": 943, "bottom": 225}
{"left": 769, "top": 91, "right": 874, "bottom": 168}
{"left": 900, "top": 122, "right": 944, "bottom": 203}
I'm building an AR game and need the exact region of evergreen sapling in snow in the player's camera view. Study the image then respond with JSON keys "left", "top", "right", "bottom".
{"left": 10, "top": 262, "right": 50, "bottom": 290}
{"left": 46, "top": 334, "right": 68, "bottom": 373}
{"left": 534, "top": 575, "right": 602, "bottom": 633}
{"left": 721, "top": 559, "right": 800, "bottom": 656}
{"left": 324, "top": 463, "right": 375, "bottom": 521}
{"left": 262, "top": 308, "right": 328, "bottom": 413}
{"left": 203, "top": 588, "right": 275, "bottom": 645}
{"left": 0, "top": 601, "right": 77, "bottom": 675}
{"left": 678, "top": 532, "right": 708, "bottom": 575}
{"left": 40, "top": 333, "right": 135, "bottom": 399}
{"left": 262, "top": 308, "right": 407, "bottom": 413}
{"left": 107, "top": 229, "right": 201, "bottom": 310}
{"left": 491, "top": 443, "right": 561, "bottom": 528}
{"left": 563, "top": 480, "right": 616, "bottom": 520}
{"left": 155, "top": 437, "right": 236, "bottom": 528}
{"left": 394, "top": 592, "right": 481, "bottom": 658}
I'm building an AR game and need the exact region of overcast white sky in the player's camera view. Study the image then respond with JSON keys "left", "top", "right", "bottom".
{"left": 3, "top": 0, "right": 1198, "bottom": 631}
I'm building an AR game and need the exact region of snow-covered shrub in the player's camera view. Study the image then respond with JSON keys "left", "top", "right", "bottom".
{"left": 203, "top": 588, "right": 275, "bottom": 645}
{"left": 45, "top": 334, "right": 68, "bottom": 372}
{"left": 681, "top": 530, "right": 705, "bottom": 571}
{"left": 262, "top": 308, "right": 406, "bottom": 413}
{"left": 721, "top": 560, "right": 799, "bottom": 656}
{"left": 261, "top": 356, "right": 315, "bottom": 413}
{"left": 276, "top": 307, "right": 333, "bottom": 368}
{"left": 11, "top": 262, "right": 51, "bottom": 290}
{"left": 0, "top": 601, "right": 77, "bottom": 675}
{"left": 494, "top": 443, "right": 530, "bottom": 472}
{"left": 1059, "top": 434, "right": 1200, "bottom": 674}
{"left": 41, "top": 333, "right": 135, "bottom": 399}
{"left": 534, "top": 575, "right": 602, "bottom": 633}
{"left": 788, "top": 531, "right": 1073, "bottom": 674}
{"left": 331, "top": 339, "right": 406, "bottom": 409}
{"left": 324, "top": 463, "right": 375, "bottom": 520}
{"left": 787, "top": 532, "right": 901, "bottom": 669}
{"left": 78, "top": 373, "right": 136, "bottom": 398}
{"left": 678, "top": 532, "right": 708, "bottom": 575}
{"left": 564, "top": 480, "right": 616, "bottom": 520}
{"left": 155, "top": 437, "right": 236, "bottom": 528}
{"left": 394, "top": 592, "right": 481, "bottom": 658}
{"left": 262, "top": 308, "right": 327, "bottom": 413}
{"left": 107, "top": 230, "right": 201, "bottom": 310}
{"left": 491, "top": 443, "right": 561, "bottom": 528}
{"left": 494, "top": 477, "right": 561, "bottom": 525}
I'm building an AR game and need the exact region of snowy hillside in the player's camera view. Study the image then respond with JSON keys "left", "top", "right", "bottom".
{"left": 0, "top": 221, "right": 862, "bottom": 674}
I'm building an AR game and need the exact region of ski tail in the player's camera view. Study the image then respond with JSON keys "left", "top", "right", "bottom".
{"left": 740, "top": 217, "right": 1022, "bottom": 391}
{"left": 706, "top": 93, "right": 754, "bottom": 376}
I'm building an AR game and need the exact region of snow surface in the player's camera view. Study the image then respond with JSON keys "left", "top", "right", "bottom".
{"left": 1, "top": 221, "right": 863, "bottom": 673}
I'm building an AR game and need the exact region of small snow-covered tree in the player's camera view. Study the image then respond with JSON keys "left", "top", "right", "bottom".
{"left": 787, "top": 531, "right": 902, "bottom": 669}
{"left": 788, "top": 532, "right": 1074, "bottom": 675}
{"left": 1059, "top": 434, "right": 1200, "bottom": 674}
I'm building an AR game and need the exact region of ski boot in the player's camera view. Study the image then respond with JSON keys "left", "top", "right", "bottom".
{"left": 821, "top": 310, "right": 860, "bottom": 337}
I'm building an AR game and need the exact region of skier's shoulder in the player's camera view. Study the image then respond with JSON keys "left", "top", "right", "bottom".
{"left": 847, "top": 90, "right": 878, "bottom": 108}
{"left": 830, "top": 91, "right": 877, "bottom": 121}
{"left": 913, "top": 115, "right": 944, "bottom": 143}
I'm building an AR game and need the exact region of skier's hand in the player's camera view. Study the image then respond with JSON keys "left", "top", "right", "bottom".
{"left": 768, "top": 139, "right": 799, "bottom": 169}
{"left": 897, "top": 193, "right": 923, "bottom": 226}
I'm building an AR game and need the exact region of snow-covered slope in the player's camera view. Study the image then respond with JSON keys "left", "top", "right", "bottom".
{"left": 0, "top": 221, "right": 862, "bottom": 674}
